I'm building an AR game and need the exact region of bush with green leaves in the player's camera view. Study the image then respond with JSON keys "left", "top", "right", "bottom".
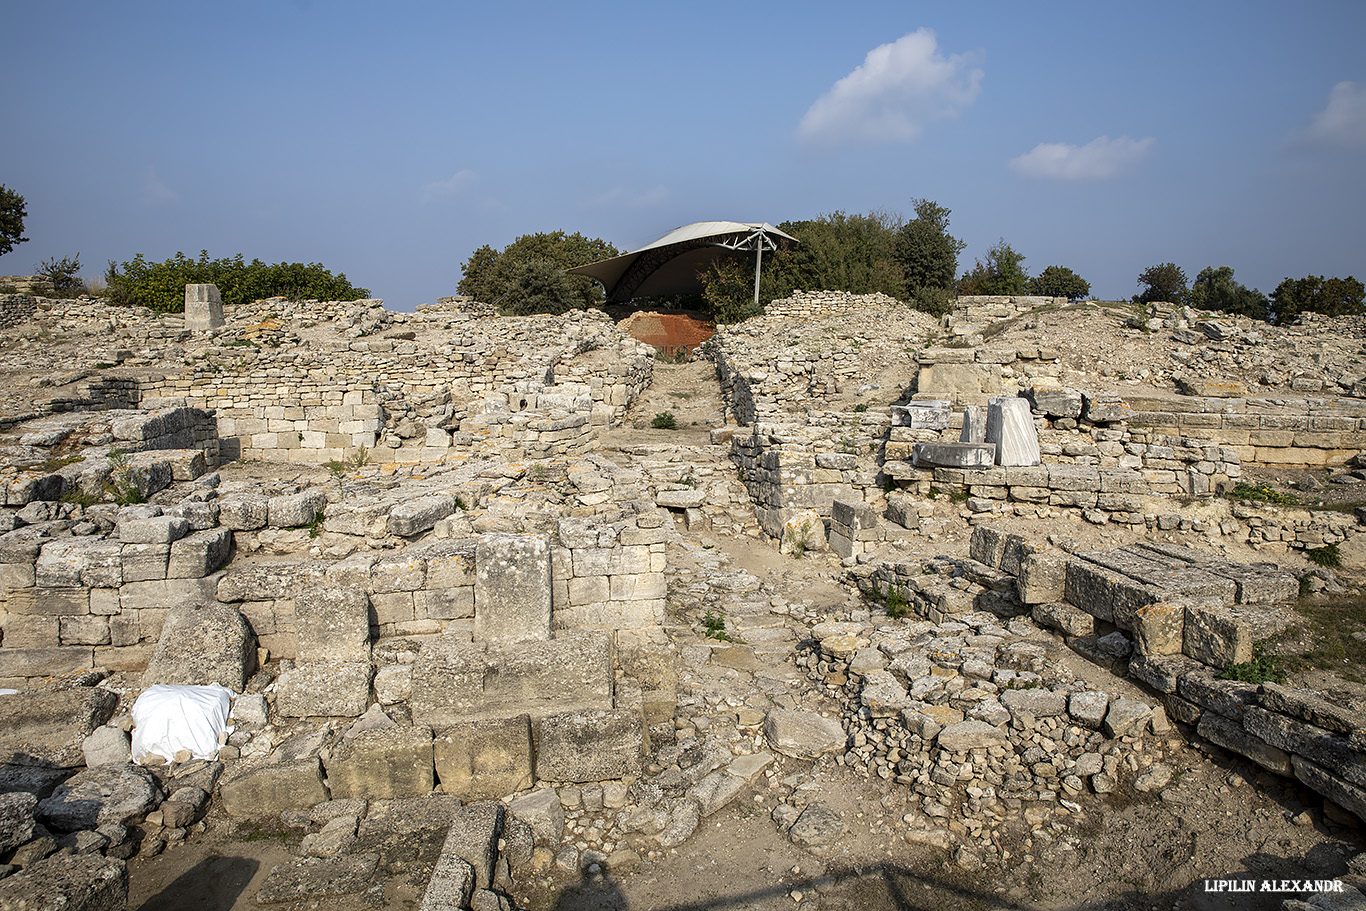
{"left": 104, "top": 250, "right": 369, "bottom": 313}
{"left": 1134, "top": 262, "right": 1190, "bottom": 306}
{"left": 36, "top": 254, "right": 86, "bottom": 297}
{"left": 651, "top": 412, "right": 677, "bottom": 430}
{"left": 458, "top": 231, "right": 619, "bottom": 316}
{"left": 1028, "top": 265, "right": 1091, "bottom": 300}
{"left": 1270, "top": 275, "right": 1365, "bottom": 323}
{"left": 1190, "top": 265, "right": 1268, "bottom": 320}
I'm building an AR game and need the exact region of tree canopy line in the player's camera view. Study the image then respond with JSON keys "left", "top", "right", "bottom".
{"left": 1, "top": 182, "right": 1360, "bottom": 323}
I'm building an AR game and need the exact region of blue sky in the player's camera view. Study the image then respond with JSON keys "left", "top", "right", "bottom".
{"left": 4, "top": 1, "right": 1363, "bottom": 309}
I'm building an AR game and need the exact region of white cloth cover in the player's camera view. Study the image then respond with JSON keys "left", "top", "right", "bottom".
{"left": 130, "top": 684, "right": 235, "bottom": 763}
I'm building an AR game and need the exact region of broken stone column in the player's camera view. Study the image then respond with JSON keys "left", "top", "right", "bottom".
{"left": 184, "top": 284, "right": 224, "bottom": 332}
{"left": 985, "top": 396, "right": 1041, "bottom": 467}
{"left": 474, "top": 534, "right": 551, "bottom": 644}
{"left": 959, "top": 405, "right": 985, "bottom": 443}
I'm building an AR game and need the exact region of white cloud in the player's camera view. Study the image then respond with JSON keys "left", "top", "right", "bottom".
{"left": 797, "top": 29, "right": 983, "bottom": 145}
{"left": 1302, "top": 81, "right": 1366, "bottom": 146}
{"left": 585, "top": 185, "right": 669, "bottom": 207}
{"left": 421, "top": 169, "right": 477, "bottom": 200}
{"left": 141, "top": 168, "right": 177, "bottom": 205}
{"left": 1008, "top": 135, "right": 1155, "bottom": 181}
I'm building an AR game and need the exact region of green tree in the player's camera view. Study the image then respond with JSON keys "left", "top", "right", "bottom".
{"left": 1135, "top": 262, "right": 1190, "bottom": 306}
{"left": 895, "top": 198, "right": 966, "bottom": 306}
{"left": 105, "top": 250, "right": 368, "bottom": 312}
{"left": 1028, "top": 265, "right": 1091, "bottom": 300}
{"left": 1270, "top": 275, "right": 1366, "bottom": 322}
{"left": 1189, "top": 265, "right": 1268, "bottom": 320}
{"left": 0, "top": 185, "right": 28, "bottom": 257}
{"left": 36, "top": 253, "right": 85, "bottom": 297}
{"left": 457, "top": 231, "right": 620, "bottom": 315}
{"left": 958, "top": 238, "right": 1028, "bottom": 296}
{"left": 699, "top": 210, "right": 907, "bottom": 323}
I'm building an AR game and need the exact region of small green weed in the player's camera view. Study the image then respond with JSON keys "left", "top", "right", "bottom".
{"left": 1306, "top": 544, "right": 1342, "bottom": 568}
{"left": 853, "top": 403, "right": 869, "bottom": 413}
{"left": 308, "top": 510, "right": 326, "bottom": 539}
{"left": 1219, "top": 642, "right": 1288, "bottom": 685}
{"left": 651, "top": 412, "right": 677, "bottom": 430}
{"left": 1225, "top": 482, "right": 1300, "bottom": 506}
{"left": 93, "top": 362, "right": 114, "bottom": 370}
{"left": 949, "top": 490, "right": 970, "bottom": 503}
{"left": 703, "top": 611, "right": 731, "bottom": 642}
{"left": 884, "top": 587, "right": 909, "bottom": 619}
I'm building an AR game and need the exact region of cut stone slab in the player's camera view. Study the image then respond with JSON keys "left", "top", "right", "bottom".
{"left": 911, "top": 442, "right": 997, "bottom": 469}
{"left": 507, "top": 788, "right": 564, "bottom": 846}
{"left": 273, "top": 662, "right": 373, "bottom": 718}
{"left": 985, "top": 396, "right": 1041, "bottom": 467}
{"left": 788, "top": 802, "right": 846, "bottom": 847}
{"left": 37, "top": 764, "right": 161, "bottom": 831}
{"left": 116, "top": 516, "right": 190, "bottom": 545}
{"left": 389, "top": 495, "right": 456, "bottom": 538}
{"left": 411, "top": 631, "right": 612, "bottom": 727}
{"left": 219, "top": 757, "right": 329, "bottom": 819}
{"left": 1025, "top": 384, "right": 1083, "bottom": 419}
{"left": 778, "top": 509, "right": 827, "bottom": 556}
{"left": 0, "top": 853, "right": 128, "bottom": 911}
{"left": 325, "top": 725, "right": 434, "bottom": 800}
{"left": 1102, "top": 698, "right": 1152, "bottom": 738}
{"left": 1000, "top": 688, "right": 1068, "bottom": 719}
{"left": 1183, "top": 602, "right": 1291, "bottom": 670}
{"left": 473, "top": 533, "right": 552, "bottom": 645}
{"left": 1197, "top": 711, "right": 1292, "bottom": 775}
{"left": 959, "top": 405, "right": 985, "bottom": 443}
{"left": 438, "top": 803, "right": 502, "bottom": 892}
{"left": 82, "top": 725, "right": 132, "bottom": 768}
{"left": 266, "top": 490, "right": 327, "bottom": 529}
{"left": 141, "top": 602, "right": 254, "bottom": 692}
{"left": 433, "top": 715, "right": 533, "bottom": 801}
{"left": 936, "top": 720, "right": 1008, "bottom": 751}
{"left": 891, "top": 401, "right": 950, "bottom": 430}
{"left": 255, "top": 853, "right": 380, "bottom": 904}
{"left": 293, "top": 585, "right": 371, "bottom": 663}
{"left": 763, "top": 709, "right": 846, "bottom": 760}
{"left": 184, "top": 283, "right": 224, "bottom": 331}
{"left": 534, "top": 709, "right": 643, "bottom": 782}
{"left": 0, "top": 791, "right": 37, "bottom": 853}
{"left": 0, "top": 688, "right": 118, "bottom": 769}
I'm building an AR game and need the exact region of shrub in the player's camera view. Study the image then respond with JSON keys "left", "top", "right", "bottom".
{"left": 1224, "top": 482, "right": 1299, "bottom": 506}
{"left": 36, "top": 254, "right": 86, "bottom": 297}
{"left": 1219, "top": 642, "right": 1287, "bottom": 685}
{"left": 651, "top": 412, "right": 677, "bottom": 430}
{"left": 1306, "top": 544, "right": 1342, "bottom": 568}
{"left": 703, "top": 611, "right": 731, "bottom": 642}
{"left": 104, "top": 251, "right": 368, "bottom": 313}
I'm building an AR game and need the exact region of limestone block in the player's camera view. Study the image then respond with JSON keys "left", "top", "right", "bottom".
{"left": 38, "top": 764, "right": 160, "bottom": 830}
{"left": 59, "top": 614, "right": 110, "bottom": 646}
{"left": 121, "top": 576, "right": 219, "bottom": 612}
{"left": 936, "top": 719, "right": 1009, "bottom": 751}
{"left": 474, "top": 533, "right": 552, "bottom": 644}
{"left": 274, "top": 661, "right": 373, "bottom": 718}
{"left": 325, "top": 725, "right": 434, "bottom": 800}
{"left": 1000, "top": 688, "right": 1068, "bottom": 718}
{"left": 0, "top": 854, "right": 128, "bottom": 910}
{"left": 433, "top": 715, "right": 534, "bottom": 800}
{"left": 1025, "top": 384, "right": 1083, "bottom": 419}
{"left": 959, "top": 405, "right": 985, "bottom": 443}
{"left": 184, "top": 283, "right": 224, "bottom": 331}
{"left": 1133, "top": 601, "right": 1185, "bottom": 656}
{"left": 0, "top": 791, "right": 37, "bottom": 854}
{"left": 763, "top": 709, "right": 846, "bottom": 760}
{"left": 217, "top": 493, "right": 269, "bottom": 530}
{"left": 912, "top": 441, "right": 996, "bottom": 469}
{"left": 1260, "top": 683, "right": 1366, "bottom": 736}
{"left": 0, "top": 688, "right": 118, "bottom": 768}
{"left": 1183, "top": 602, "right": 1291, "bottom": 669}
{"left": 655, "top": 488, "right": 706, "bottom": 509}
{"left": 369, "top": 555, "right": 426, "bottom": 593}
{"left": 411, "top": 631, "right": 612, "bottom": 727}
{"left": 415, "top": 587, "right": 474, "bottom": 621}
{"left": 142, "top": 602, "right": 255, "bottom": 691}
{"left": 1017, "top": 549, "right": 1067, "bottom": 604}
{"left": 0, "top": 646, "right": 95, "bottom": 682}
{"left": 1197, "top": 711, "right": 1292, "bottom": 775}
{"left": 267, "top": 490, "right": 327, "bottom": 529}
{"left": 1128, "top": 653, "right": 1202, "bottom": 694}
{"left": 985, "top": 397, "right": 1041, "bottom": 467}
{"left": 6, "top": 585, "right": 88, "bottom": 617}
{"left": 167, "top": 528, "right": 232, "bottom": 578}
{"left": 36, "top": 538, "right": 122, "bottom": 589}
{"left": 1292, "top": 756, "right": 1366, "bottom": 822}
{"left": 219, "top": 757, "right": 329, "bottom": 818}
{"left": 891, "top": 401, "right": 950, "bottom": 430}
{"left": 968, "top": 526, "right": 1007, "bottom": 568}
{"left": 389, "top": 494, "right": 456, "bottom": 537}
{"left": 1101, "top": 697, "right": 1152, "bottom": 738}
{"left": 294, "top": 585, "right": 371, "bottom": 663}
{"left": 117, "top": 516, "right": 190, "bottom": 545}
{"left": 1176, "top": 669, "right": 1259, "bottom": 721}
{"left": 534, "top": 709, "right": 643, "bottom": 782}
{"left": 120, "top": 543, "right": 169, "bottom": 582}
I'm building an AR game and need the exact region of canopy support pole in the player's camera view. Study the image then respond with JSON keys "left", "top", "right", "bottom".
{"left": 752, "top": 239, "right": 763, "bottom": 310}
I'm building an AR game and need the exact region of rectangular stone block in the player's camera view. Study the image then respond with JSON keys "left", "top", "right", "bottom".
{"left": 911, "top": 442, "right": 996, "bottom": 469}
{"left": 411, "top": 630, "right": 612, "bottom": 727}
{"left": 59, "top": 615, "right": 110, "bottom": 646}
{"left": 294, "top": 585, "right": 371, "bottom": 663}
{"left": 35, "top": 538, "right": 122, "bottom": 589}
{"left": 325, "top": 726, "right": 434, "bottom": 800}
{"left": 415, "top": 587, "right": 474, "bottom": 621}
{"left": 370, "top": 555, "right": 427, "bottom": 593}
{"left": 1133, "top": 601, "right": 1185, "bottom": 656}
{"left": 120, "top": 543, "right": 169, "bottom": 583}
{"left": 0, "top": 646, "right": 94, "bottom": 679}
{"left": 5, "top": 587, "right": 89, "bottom": 617}
{"left": 3, "top": 615, "right": 60, "bottom": 648}
{"left": 370, "top": 591, "right": 415, "bottom": 625}
{"left": 1031, "top": 601, "right": 1095, "bottom": 638}
{"left": 986, "top": 396, "right": 1041, "bottom": 466}
{"left": 219, "top": 757, "right": 328, "bottom": 819}
{"left": 1177, "top": 668, "right": 1259, "bottom": 721}
{"left": 474, "top": 534, "right": 552, "bottom": 645}
{"left": 1243, "top": 706, "right": 1364, "bottom": 786}
{"left": 1292, "top": 756, "right": 1366, "bottom": 824}
{"left": 273, "top": 661, "right": 373, "bottom": 718}
{"left": 533, "top": 709, "right": 644, "bottom": 782}
{"left": 120, "top": 577, "right": 218, "bottom": 612}
{"left": 1197, "top": 711, "right": 1293, "bottom": 774}
{"left": 1064, "top": 559, "right": 1160, "bottom": 628}
{"left": 434, "top": 715, "right": 534, "bottom": 800}
{"left": 1017, "top": 549, "right": 1067, "bottom": 604}
{"left": 1129, "top": 653, "right": 1203, "bottom": 694}
{"left": 167, "top": 528, "right": 232, "bottom": 579}
{"left": 1183, "top": 602, "right": 1291, "bottom": 669}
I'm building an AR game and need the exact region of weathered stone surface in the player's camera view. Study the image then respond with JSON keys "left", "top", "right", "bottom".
{"left": 219, "top": 757, "right": 329, "bottom": 818}
{"left": 184, "top": 283, "right": 224, "bottom": 331}
{"left": 0, "top": 688, "right": 118, "bottom": 768}
{"left": 507, "top": 788, "right": 564, "bottom": 846}
{"left": 116, "top": 516, "right": 190, "bottom": 545}
{"left": 473, "top": 533, "right": 552, "bottom": 644}
{"left": 433, "top": 716, "right": 533, "bottom": 800}
{"left": 788, "top": 802, "right": 846, "bottom": 847}
{"left": 293, "top": 585, "right": 371, "bottom": 663}
{"left": 439, "top": 803, "right": 502, "bottom": 891}
{"left": 1068, "top": 691, "right": 1111, "bottom": 729}
{"left": 166, "top": 528, "right": 232, "bottom": 579}
{"left": 37, "top": 764, "right": 160, "bottom": 831}
{"left": 81, "top": 725, "right": 131, "bottom": 768}
{"left": 217, "top": 493, "right": 269, "bottom": 530}
{"left": 534, "top": 709, "right": 643, "bottom": 782}
{"left": 389, "top": 495, "right": 456, "bottom": 537}
{"left": 1177, "top": 669, "right": 1259, "bottom": 721}
{"left": 420, "top": 854, "right": 475, "bottom": 911}
{"left": 763, "top": 709, "right": 846, "bottom": 760}
{"left": 1128, "top": 653, "right": 1203, "bottom": 695}
{"left": 1292, "top": 756, "right": 1366, "bottom": 822}
{"left": 0, "top": 853, "right": 128, "bottom": 911}
{"left": 142, "top": 602, "right": 254, "bottom": 691}
{"left": 411, "top": 631, "right": 612, "bottom": 727}
{"left": 1133, "top": 601, "right": 1185, "bottom": 656}
{"left": 1025, "top": 384, "right": 1083, "bottom": 419}
{"left": 35, "top": 538, "right": 122, "bottom": 589}
{"left": 267, "top": 490, "right": 327, "bottom": 529}
{"left": 911, "top": 442, "right": 996, "bottom": 469}
{"left": 255, "top": 853, "right": 380, "bottom": 903}
{"left": 1000, "top": 688, "right": 1067, "bottom": 719}
{"left": 936, "top": 720, "right": 1008, "bottom": 751}
{"left": 1197, "top": 711, "right": 1292, "bottom": 775}
{"left": 985, "top": 396, "right": 1040, "bottom": 467}
{"left": 778, "top": 509, "right": 827, "bottom": 556}
{"left": 273, "top": 662, "right": 373, "bottom": 718}
{"left": 1101, "top": 698, "right": 1152, "bottom": 738}
{"left": 689, "top": 768, "right": 747, "bottom": 817}
{"left": 0, "top": 792, "right": 37, "bottom": 853}
{"left": 1031, "top": 600, "right": 1095, "bottom": 637}
{"left": 1017, "top": 549, "right": 1067, "bottom": 604}
{"left": 1260, "top": 683, "right": 1366, "bottom": 736}
{"left": 959, "top": 405, "right": 985, "bottom": 443}
{"left": 326, "top": 725, "right": 434, "bottom": 800}
{"left": 1183, "top": 602, "right": 1292, "bottom": 669}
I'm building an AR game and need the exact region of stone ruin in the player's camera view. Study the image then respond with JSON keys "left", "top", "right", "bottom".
{"left": 1, "top": 286, "right": 1366, "bottom": 909}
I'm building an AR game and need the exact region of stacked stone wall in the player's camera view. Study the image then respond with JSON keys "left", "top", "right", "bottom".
{"left": 0, "top": 293, "right": 37, "bottom": 330}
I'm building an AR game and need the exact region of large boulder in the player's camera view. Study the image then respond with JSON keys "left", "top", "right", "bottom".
{"left": 0, "top": 854, "right": 128, "bottom": 911}
{"left": 0, "top": 688, "right": 118, "bottom": 769}
{"left": 37, "top": 764, "right": 161, "bottom": 831}
{"left": 141, "top": 603, "right": 255, "bottom": 692}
